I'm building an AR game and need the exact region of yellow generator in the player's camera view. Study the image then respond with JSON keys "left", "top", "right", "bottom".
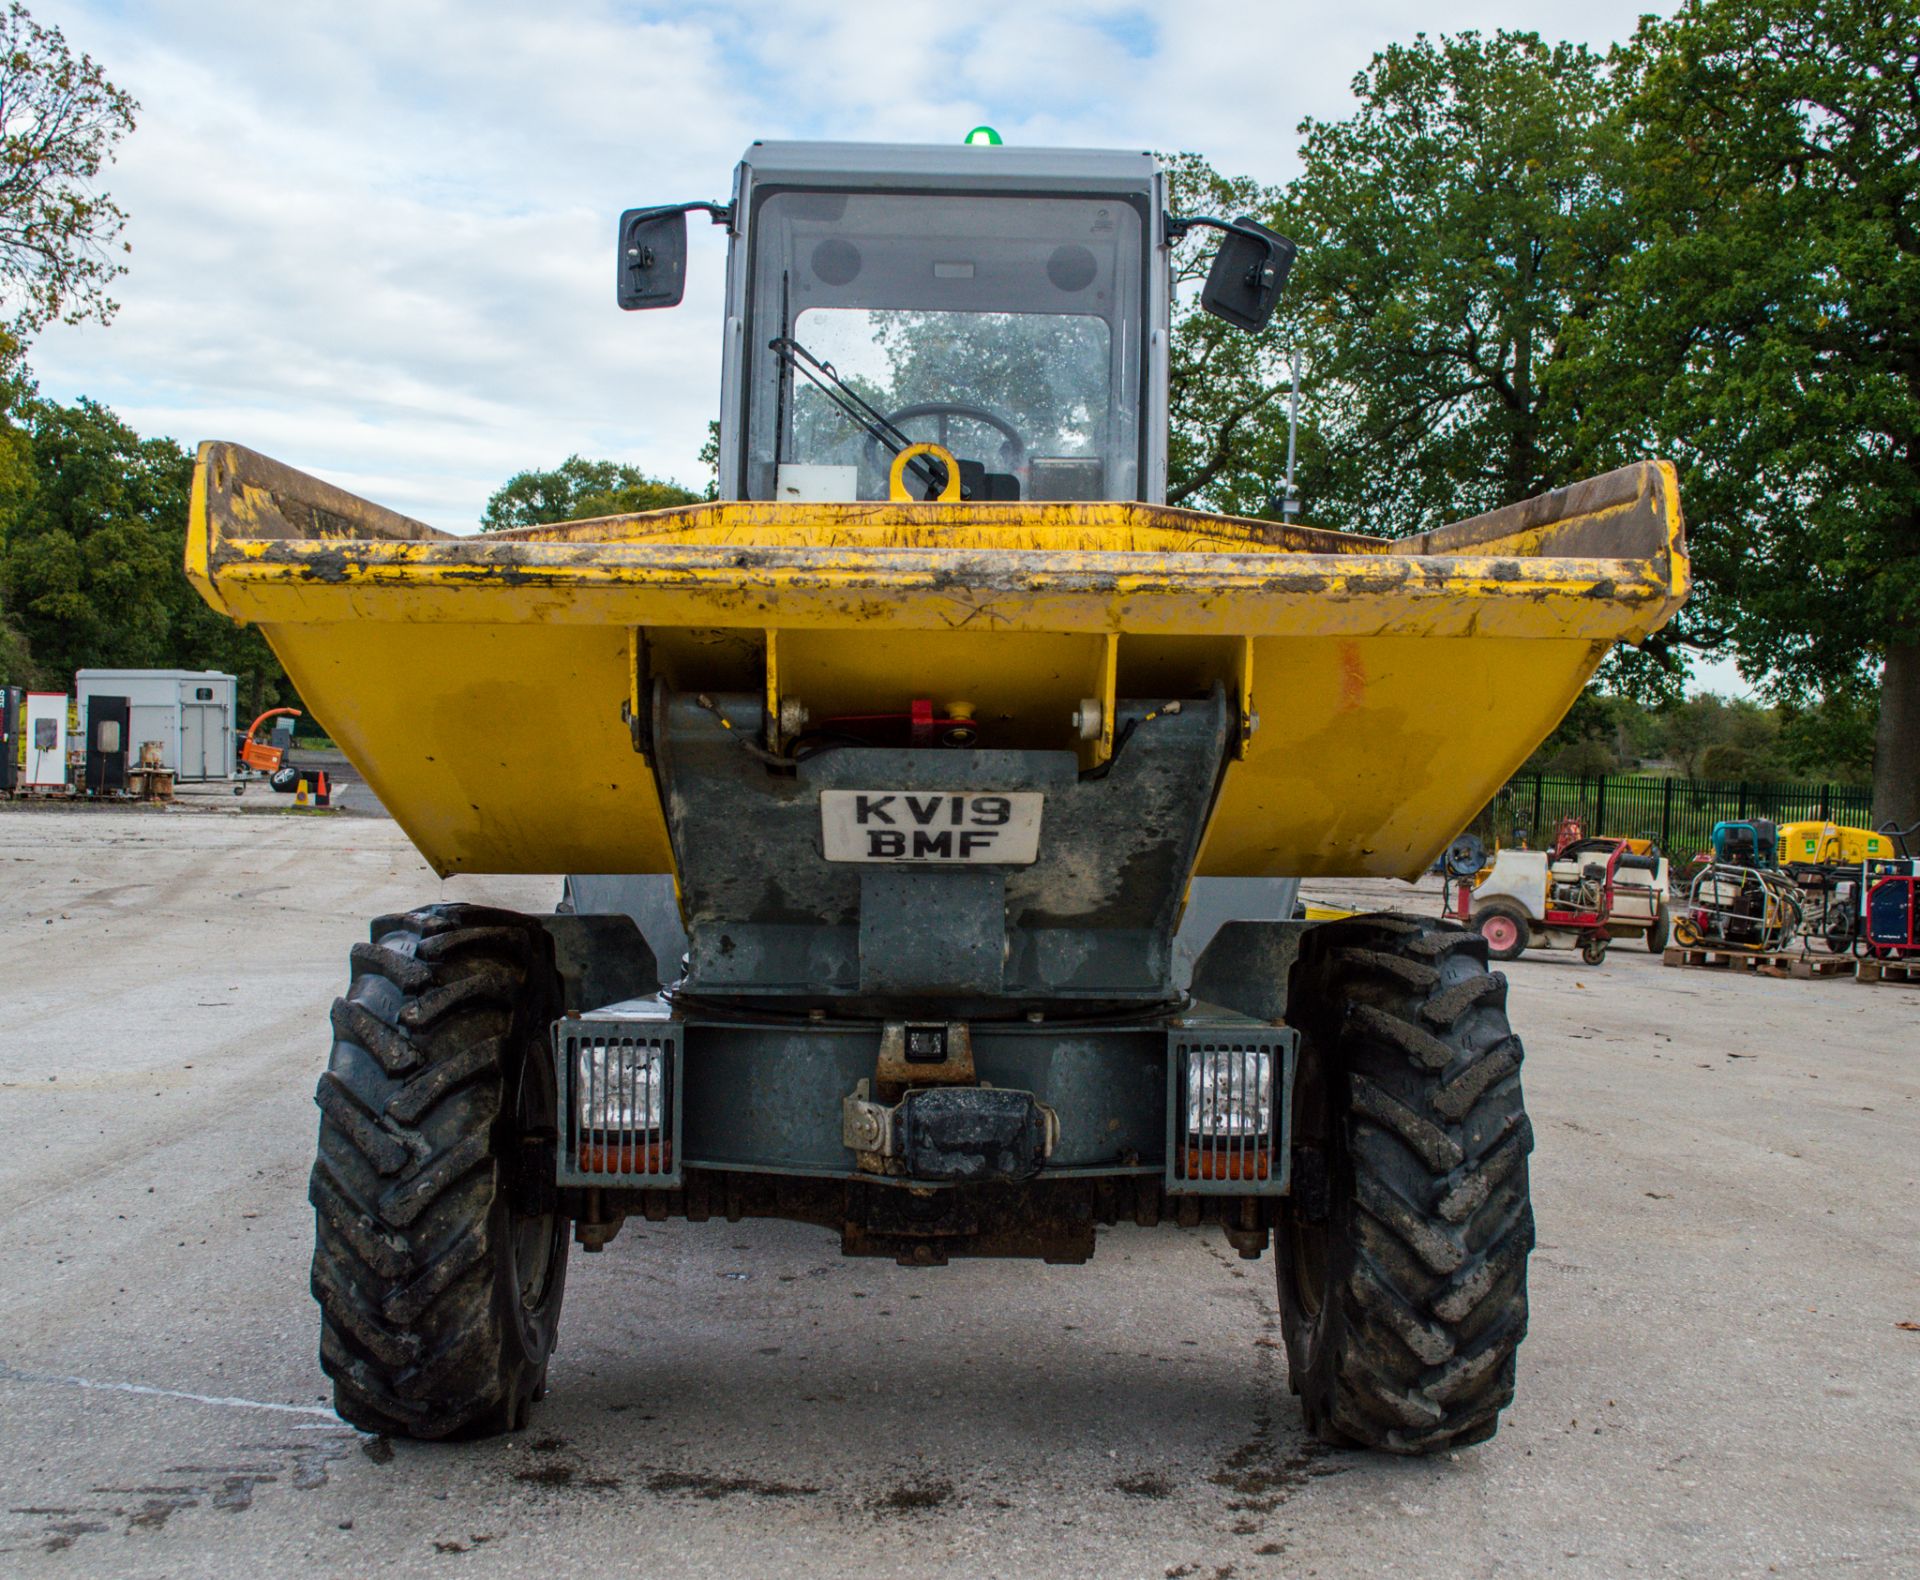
{"left": 1777, "top": 819, "right": 1902, "bottom": 950}
{"left": 1777, "top": 820, "right": 1894, "bottom": 866}
{"left": 186, "top": 140, "right": 1688, "bottom": 1454}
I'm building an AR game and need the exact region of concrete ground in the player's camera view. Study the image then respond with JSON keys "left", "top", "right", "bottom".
{"left": 0, "top": 809, "right": 1914, "bottom": 1579}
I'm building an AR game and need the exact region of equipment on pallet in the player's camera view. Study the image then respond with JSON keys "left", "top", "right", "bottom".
{"left": 237, "top": 706, "right": 305, "bottom": 792}
{"left": 1862, "top": 869, "right": 1920, "bottom": 960}
{"left": 1786, "top": 863, "right": 1864, "bottom": 953}
{"left": 1669, "top": 819, "right": 1803, "bottom": 954}
{"left": 184, "top": 138, "right": 1692, "bottom": 1454}
{"left": 1686, "top": 817, "right": 1919, "bottom": 957}
{"left": 1774, "top": 820, "right": 1916, "bottom": 955}
{"left": 1778, "top": 820, "right": 1898, "bottom": 867}
{"left": 126, "top": 740, "right": 176, "bottom": 802}
{"left": 1675, "top": 865, "right": 1805, "bottom": 954}
{"left": 1849, "top": 822, "right": 1920, "bottom": 962}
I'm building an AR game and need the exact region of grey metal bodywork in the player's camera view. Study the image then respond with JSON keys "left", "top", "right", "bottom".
{"left": 551, "top": 679, "right": 1301, "bottom": 1202}
{"left": 559, "top": 872, "right": 687, "bottom": 973}
{"left": 562, "top": 872, "right": 1300, "bottom": 1001}
{"left": 650, "top": 686, "right": 1229, "bottom": 1012}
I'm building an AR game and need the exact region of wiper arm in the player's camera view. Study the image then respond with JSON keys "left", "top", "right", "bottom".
{"left": 767, "top": 336, "right": 945, "bottom": 497}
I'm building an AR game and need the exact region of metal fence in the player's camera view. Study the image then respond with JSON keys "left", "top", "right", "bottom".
{"left": 1481, "top": 773, "right": 1875, "bottom": 858}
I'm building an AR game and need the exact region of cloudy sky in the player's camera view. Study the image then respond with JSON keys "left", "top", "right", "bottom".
{"left": 34, "top": 0, "right": 1674, "bottom": 532}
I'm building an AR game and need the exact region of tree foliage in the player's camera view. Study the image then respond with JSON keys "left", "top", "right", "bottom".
{"left": 1281, "top": 32, "right": 1622, "bottom": 536}
{"left": 1163, "top": 152, "right": 1297, "bottom": 515}
{"left": 0, "top": 581, "right": 29, "bottom": 681}
{"left": 1565, "top": 0, "right": 1920, "bottom": 822}
{"left": 0, "top": 397, "right": 285, "bottom": 700}
{"left": 479, "top": 455, "right": 699, "bottom": 530}
{"left": 0, "top": 2, "right": 137, "bottom": 339}
{"left": 1171, "top": 11, "right": 1904, "bottom": 800}
{"left": 1522, "top": 688, "right": 1874, "bottom": 785}
{"left": 870, "top": 310, "right": 1107, "bottom": 463}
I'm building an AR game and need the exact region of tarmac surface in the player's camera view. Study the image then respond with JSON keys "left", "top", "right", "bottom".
{"left": 0, "top": 808, "right": 1915, "bottom": 1578}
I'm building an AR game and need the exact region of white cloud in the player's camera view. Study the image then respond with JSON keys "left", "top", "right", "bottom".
{"left": 30, "top": 0, "right": 1668, "bottom": 529}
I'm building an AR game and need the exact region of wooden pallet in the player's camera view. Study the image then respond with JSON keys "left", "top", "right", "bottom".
{"left": 1662, "top": 945, "right": 1855, "bottom": 979}
{"left": 1856, "top": 956, "right": 1920, "bottom": 986}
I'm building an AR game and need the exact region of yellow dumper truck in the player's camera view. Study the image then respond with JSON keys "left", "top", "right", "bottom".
{"left": 186, "top": 141, "right": 1689, "bottom": 1453}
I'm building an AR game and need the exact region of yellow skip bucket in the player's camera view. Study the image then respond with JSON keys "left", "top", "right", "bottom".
{"left": 187, "top": 443, "right": 1687, "bottom": 879}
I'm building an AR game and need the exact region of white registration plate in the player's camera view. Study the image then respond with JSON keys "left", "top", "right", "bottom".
{"left": 820, "top": 790, "right": 1043, "bottom": 864}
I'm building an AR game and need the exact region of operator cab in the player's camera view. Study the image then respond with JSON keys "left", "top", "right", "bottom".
{"left": 618, "top": 141, "right": 1292, "bottom": 507}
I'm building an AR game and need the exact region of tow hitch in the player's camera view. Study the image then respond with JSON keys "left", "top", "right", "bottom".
{"left": 843, "top": 1081, "right": 1059, "bottom": 1183}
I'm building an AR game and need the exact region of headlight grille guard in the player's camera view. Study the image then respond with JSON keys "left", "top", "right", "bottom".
{"left": 1164, "top": 1027, "right": 1295, "bottom": 1195}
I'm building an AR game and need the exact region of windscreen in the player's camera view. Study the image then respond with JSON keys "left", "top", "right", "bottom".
{"left": 742, "top": 190, "right": 1145, "bottom": 503}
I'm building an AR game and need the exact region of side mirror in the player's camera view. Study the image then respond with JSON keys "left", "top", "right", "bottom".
{"left": 617, "top": 207, "right": 689, "bottom": 310}
{"left": 1201, "top": 217, "right": 1296, "bottom": 332}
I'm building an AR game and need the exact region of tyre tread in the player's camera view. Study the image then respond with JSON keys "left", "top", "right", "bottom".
{"left": 309, "top": 903, "right": 563, "bottom": 1440}
{"left": 1282, "top": 913, "right": 1534, "bottom": 1455}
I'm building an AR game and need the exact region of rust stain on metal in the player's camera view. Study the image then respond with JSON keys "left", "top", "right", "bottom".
{"left": 1338, "top": 642, "right": 1366, "bottom": 713}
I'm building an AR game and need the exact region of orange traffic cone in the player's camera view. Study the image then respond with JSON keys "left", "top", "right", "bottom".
{"left": 314, "top": 770, "right": 331, "bottom": 807}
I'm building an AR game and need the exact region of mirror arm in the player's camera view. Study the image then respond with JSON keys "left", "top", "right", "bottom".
{"left": 1166, "top": 212, "right": 1284, "bottom": 282}
{"left": 1165, "top": 212, "right": 1261, "bottom": 245}
{"left": 624, "top": 199, "right": 733, "bottom": 246}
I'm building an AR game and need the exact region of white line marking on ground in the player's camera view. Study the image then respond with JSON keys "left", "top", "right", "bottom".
{"left": 0, "top": 1360, "right": 343, "bottom": 1420}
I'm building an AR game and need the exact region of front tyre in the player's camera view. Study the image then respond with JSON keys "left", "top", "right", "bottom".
{"left": 308, "top": 904, "right": 567, "bottom": 1439}
{"left": 1646, "top": 897, "right": 1670, "bottom": 953}
{"left": 1280, "top": 914, "right": 1534, "bottom": 1454}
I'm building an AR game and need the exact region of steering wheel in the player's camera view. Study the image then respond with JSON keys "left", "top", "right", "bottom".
{"left": 864, "top": 401, "right": 1027, "bottom": 496}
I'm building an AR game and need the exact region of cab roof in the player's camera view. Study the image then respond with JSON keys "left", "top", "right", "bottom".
{"left": 738, "top": 141, "right": 1159, "bottom": 195}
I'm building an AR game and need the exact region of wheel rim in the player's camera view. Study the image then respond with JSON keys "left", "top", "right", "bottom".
{"left": 1282, "top": 1025, "right": 1337, "bottom": 1339}
{"left": 1286, "top": 1212, "right": 1328, "bottom": 1323}
{"left": 509, "top": 1049, "right": 562, "bottom": 1313}
{"left": 1481, "top": 915, "right": 1519, "bottom": 954}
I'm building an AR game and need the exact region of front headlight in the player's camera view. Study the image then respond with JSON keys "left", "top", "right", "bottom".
{"left": 576, "top": 1039, "right": 666, "bottom": 1134}
{"left": 1185, "top": 1045, "right": 1272, "bottom": 1138}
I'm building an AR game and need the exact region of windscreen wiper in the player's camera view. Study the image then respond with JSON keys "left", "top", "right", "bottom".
{"left": 766, "top": 336, "right": 946, "bottom": 497}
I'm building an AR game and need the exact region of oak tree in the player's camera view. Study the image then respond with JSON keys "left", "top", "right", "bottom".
{"left": 1571, "top": 0, "right": 1920, "bottom": 824}
{"left": 1281, "top": 32, "right": 1624, "bottom": 537}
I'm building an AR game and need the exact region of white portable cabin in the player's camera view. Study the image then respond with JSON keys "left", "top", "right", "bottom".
{"left": 74, "top": 670, "right": 238, "bottom": 782}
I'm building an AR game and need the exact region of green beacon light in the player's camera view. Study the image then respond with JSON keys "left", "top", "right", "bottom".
{"left": 964, "top": 125, "right": 1002, "bottom": 146}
